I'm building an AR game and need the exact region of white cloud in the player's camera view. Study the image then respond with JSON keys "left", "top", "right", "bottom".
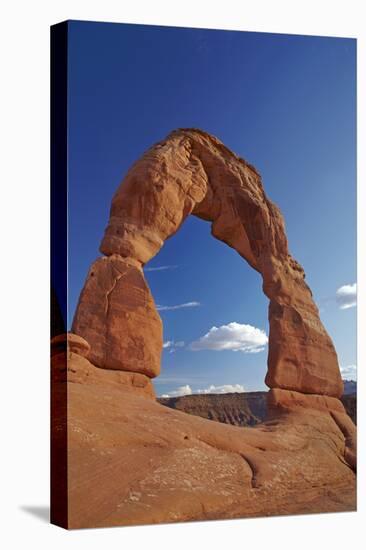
{"left": 163, "top": 340, "right": 185, "bottom": 353}
{"left": 144, "top": 265, "right": 177, "bottom": 272}
{"left": 197, "top": 384, "right": 246, "bottom": 394}
{"left": 160, "top": 383, "right": 246, "bottom": 398}
{"left": 340, "top": 364, "right": 357, "bottom": 380}
{"left": 160, "top": 384, "right": 193, "bottom": 398}
{"left": 157, "top": 301, "right": 201, "bottom": 312}
{"left": 336, "top": 283, "right": 357, "bottom": 309}
{"left": 190, "top": 322, "right": 268, "bottom": 353}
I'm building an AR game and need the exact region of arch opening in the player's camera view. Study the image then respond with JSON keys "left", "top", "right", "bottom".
{"left": 144, "top": 214, "right": 270, "bottom": 401}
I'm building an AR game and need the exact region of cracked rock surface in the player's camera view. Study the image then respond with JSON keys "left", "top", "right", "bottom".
{"left": 72, "top": 255, "right": 162, "bottom": 377}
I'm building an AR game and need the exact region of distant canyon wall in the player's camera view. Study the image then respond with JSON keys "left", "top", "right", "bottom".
{"left": 158, "top": 390, "right": 357, "bottom": 426}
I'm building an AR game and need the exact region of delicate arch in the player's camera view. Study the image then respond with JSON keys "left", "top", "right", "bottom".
{"left": 72, "top": 129, "right": 343, "bottom": 398}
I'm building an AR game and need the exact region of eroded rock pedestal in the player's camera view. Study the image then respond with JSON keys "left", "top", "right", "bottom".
{"left": 72, "top": 255, "right": 162, "bottom": 378}
{"left": 53, "top": 129, "right": 356, "bottom": 528}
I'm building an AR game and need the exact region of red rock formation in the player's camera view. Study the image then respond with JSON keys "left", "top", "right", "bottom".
{"left": 73, "top": 128, "right": 342, "bottom": 397}
{"left": 60, "top": 129, "right": 356, "bottom": 529}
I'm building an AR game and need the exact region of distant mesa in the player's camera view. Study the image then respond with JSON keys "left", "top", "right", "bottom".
{"left": 159, "top": 388, "right": 357, "bottom": 426}
{"left": 158, "top": 391, "right": 268, "bottom": 427}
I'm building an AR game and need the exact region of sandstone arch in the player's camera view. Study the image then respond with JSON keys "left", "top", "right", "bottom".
{"left": 72, "top": 128, "right": 343, "bottom": 400}
{"left": 58, "top": 129, "right": 357, "bottom": 527}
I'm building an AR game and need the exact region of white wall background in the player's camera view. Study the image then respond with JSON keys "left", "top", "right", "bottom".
{"left": 0, "top": 1, "right": 364, "bottom": 549}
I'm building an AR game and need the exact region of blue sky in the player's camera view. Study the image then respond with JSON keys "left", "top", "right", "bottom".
{"left": 67, "top": 21, "right": 356, "bottom": 396}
